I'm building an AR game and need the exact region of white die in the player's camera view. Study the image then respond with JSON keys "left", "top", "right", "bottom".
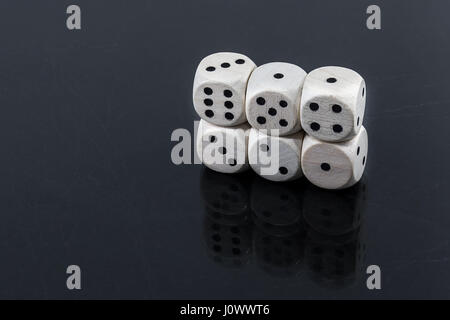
{"left": 300, "top": 66, "right": 366, "bottom": 142}
{"left": 196, "top": 119, "right": 250, "bottom": 174}
{"left": 246, "top": 62, "right": 307, "bottom": 136}
{"left": 193, "top": 52, "right": 256, "bottom": 126}
{"left": 301, "top": 126, "right": 368, "bottom": 190}
{"left": 248, "top": 128, "right": 304, "bottom": 182}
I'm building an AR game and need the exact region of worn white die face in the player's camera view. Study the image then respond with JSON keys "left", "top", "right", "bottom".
{"left": 301, "top": 126, "right": 368, "bottom": 190}
{"left": 193, "top": 52, "right": 256, "bottom": 126}
{"left": 248, "top": 128, "right": 304, "bottom": 182}
{"left": 301, "top": 66, "right": 366, "bottom": 142}
{"left": 246, "top": 62, "right": 307, "bottom": 136}
{"left": 196, "top": 120, "right": 250, "bottom": 174}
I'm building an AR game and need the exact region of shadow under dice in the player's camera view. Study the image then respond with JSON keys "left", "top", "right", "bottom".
{"left": 301, "top": 66, "right": 366, "bottom": 142}
{"left": 196, "top": 120, "right": 250, "bottom": 174}
{"left": 246, "top": 62, "right": 306, "bottom": 136}
{"left": 301, "top": 126, "right": 368, "bottom": 189}
{"left": 248, "top": 128, "right": 304, "bottom": 182}
{"left": 193, "top": 52, "right": 256, "bottom": 126}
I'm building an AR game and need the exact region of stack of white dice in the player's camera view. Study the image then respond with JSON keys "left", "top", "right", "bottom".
{"left": 194, "top": 52, "right": 368, "bottom": 190}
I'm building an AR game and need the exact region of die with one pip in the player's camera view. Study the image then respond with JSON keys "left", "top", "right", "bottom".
{"left": 301, "top": 126, "right": 368, "bottom": 190}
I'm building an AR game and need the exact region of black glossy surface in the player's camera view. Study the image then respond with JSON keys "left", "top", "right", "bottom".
{"left": 0, "top": 0, "right": 449, "bottom": 299}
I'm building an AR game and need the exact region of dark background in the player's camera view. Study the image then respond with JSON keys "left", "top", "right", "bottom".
{"left": 0, "top": 0, "right": 449, "bottom": 299}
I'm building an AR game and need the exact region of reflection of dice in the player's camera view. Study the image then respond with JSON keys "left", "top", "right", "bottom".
{"left": 253, "top": 229, "right": 304, "bottom": 278}
{"left": 193, "top": 52, "right": 256, "bottom": 126}
{"left": 250, "top": 176, "right": 304, "bottom": 229}
{"left": 304, "top": 229, "right": 365, "bottom": 288}
{"left": 203, "top": 211, "right": 253, "bottom": 268}
{"left": 196, "top": 119, "right": 250, "bottom": 174}
{"left": 300, "top": 66, "right": 366, "bottom": 142}
{"left": 251, "top": 176, "right": 305, "bottom": 277}
{"left": 303, "top": 181, "right": 367, "bottom": 236}
{"left": 301, "top": 126, "right": 368, "bottom": 189}
{"left": 200, "top": 168, "right": 251, "bottom": 216}
{"left": 248, "top": 128, "right": 304, "bottom": 182}
{"left": 246, "top": 62, "right": 306, "bottom": 136}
